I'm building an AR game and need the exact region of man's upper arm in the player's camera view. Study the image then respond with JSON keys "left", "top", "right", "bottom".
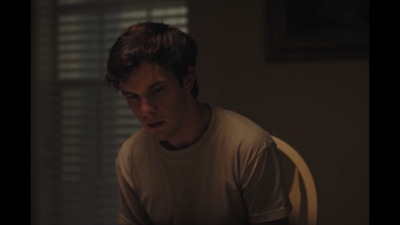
{"left": 116, "top": 160, "right": 152, "bottom": 225}
{"left": 241, "top": 143, "right": 292, "bottom": 223}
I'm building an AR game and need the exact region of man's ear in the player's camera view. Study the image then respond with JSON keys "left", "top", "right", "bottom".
{"left": 183, "top": 65, "right": 196, "bottom": 94}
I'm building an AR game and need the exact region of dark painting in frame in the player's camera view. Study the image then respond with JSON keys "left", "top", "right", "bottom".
{"left": 265, "top": 0, "right": 369, "bottom": 61}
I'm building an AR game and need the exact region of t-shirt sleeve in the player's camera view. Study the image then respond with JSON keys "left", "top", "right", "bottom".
{"left": 240, "top": 142, "right": 293, "bottom": 223}
{"left": 115, "top": 158, "right": 152, "bottom": 225}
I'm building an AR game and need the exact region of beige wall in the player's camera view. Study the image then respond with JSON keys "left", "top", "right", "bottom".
{"left": 188, "top": 0, "right": 369, "bottom": 224}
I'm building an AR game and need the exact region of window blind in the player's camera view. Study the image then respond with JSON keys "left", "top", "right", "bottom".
{"left": 31, "top": 1, "right": 188, "bottom": 224}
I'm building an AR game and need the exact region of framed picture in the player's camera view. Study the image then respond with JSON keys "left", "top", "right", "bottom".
{"left": 265, "top": 0, "right": 369, "bottom": 61}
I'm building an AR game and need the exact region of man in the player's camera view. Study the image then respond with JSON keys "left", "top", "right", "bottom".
{"left": 106, "top": 22, "right": 292, "bottom": 225}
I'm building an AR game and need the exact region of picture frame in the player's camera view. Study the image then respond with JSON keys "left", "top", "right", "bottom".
{"left": 264, "top": 0, "right": 369, "bottom": 61}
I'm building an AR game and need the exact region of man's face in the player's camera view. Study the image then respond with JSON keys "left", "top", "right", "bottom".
{"left": 119, "top": 61, "right": 189, "bottom": 142}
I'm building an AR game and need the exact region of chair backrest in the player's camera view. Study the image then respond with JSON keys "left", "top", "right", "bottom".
{"left": 271, "top": 135, "right": 318, "bottom": 225}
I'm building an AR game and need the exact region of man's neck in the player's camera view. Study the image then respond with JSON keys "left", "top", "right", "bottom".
{"left": 161, "top": 101, "right": 211, "bottom": 151}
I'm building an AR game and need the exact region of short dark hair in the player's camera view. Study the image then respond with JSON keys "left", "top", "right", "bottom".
{"left": 106, "top": 22, "right": 199, "bottom": 98}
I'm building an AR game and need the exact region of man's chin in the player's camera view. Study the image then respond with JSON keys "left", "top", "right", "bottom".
{"left": 146, "top": 129, "right": 169, "bottom": 142}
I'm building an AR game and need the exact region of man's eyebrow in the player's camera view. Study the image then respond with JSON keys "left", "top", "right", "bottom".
{"left": 121, "top": 80, "right": 169, "bottom": 96}
{"left": 147, "top": 80, "right": 169, "bottom": 90}
{"left": 120, "top": 90, "right": 134, "bottom": 96}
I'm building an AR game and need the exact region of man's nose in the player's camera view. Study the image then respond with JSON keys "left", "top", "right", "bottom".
{"left": 140, "top": 97, "right": 157, "bottom": 115}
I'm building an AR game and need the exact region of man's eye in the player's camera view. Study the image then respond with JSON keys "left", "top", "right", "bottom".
{"left": 127, "top": 94, "right": 138, "bottom": 99}
{"left": 155, "top": 86, "right": 165, "bottom": 93}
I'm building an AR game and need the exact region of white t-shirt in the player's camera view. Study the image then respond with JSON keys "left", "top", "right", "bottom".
{"left": 115, "top": 106, "right": 292, "bottom": 225}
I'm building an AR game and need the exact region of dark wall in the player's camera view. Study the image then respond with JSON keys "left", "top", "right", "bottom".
{"left": 188, "top": 0, "right": 369, "bottom": 224}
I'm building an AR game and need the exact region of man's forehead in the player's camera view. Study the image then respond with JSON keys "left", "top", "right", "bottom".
{"left": 119, "top": 61, "right": 174, "bottom": 93}
{"left": 120, "top": 80, "right": 169, "bottom": 95}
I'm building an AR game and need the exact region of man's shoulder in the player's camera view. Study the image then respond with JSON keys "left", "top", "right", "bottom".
{"left": 215, "top": 107, "right": 270, "bottom": 137}
{"left": 116, "top": 128, "right": 150, "bottom": 165}
{"left": 214, "top": 107, "right": 274, "bottom": 148}
{"left": 211, "top": 107, "right": 275, "bottom": 166}
{"left": 120, "top": 128, "right": 148, "bottom": 150}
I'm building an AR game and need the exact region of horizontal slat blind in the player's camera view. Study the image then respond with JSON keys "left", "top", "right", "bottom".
{"left": 43, "top": 82, "right": 140, "bottom": 225}
{"left": 32, "top": 0, "right": 188, "bottom": 224}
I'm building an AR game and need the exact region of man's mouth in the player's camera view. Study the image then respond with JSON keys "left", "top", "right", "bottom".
{"left": 147, "top": 121, "right": 165, "bottom": 129}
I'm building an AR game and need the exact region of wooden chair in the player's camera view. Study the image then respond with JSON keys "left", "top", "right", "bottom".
{"left": 271, "top": 136, "right": 318, "bottom": 225}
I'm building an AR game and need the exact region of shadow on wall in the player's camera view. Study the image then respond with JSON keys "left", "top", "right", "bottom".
{"left": 188, "top": 0, "right": 369, "bottom": 224}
